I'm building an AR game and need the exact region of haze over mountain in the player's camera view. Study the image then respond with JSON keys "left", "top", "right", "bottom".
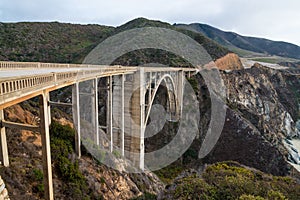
{"left": 176, "top": 23, "right": 300, "bottom": 60}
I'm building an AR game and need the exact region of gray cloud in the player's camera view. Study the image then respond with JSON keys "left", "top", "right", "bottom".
{"left": 0, "top": 0, "right": 299, "bottom": 45}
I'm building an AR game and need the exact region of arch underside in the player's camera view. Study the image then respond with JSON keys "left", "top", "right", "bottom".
{"left": 144, "top": 74, "right": 179, "bottom": 125}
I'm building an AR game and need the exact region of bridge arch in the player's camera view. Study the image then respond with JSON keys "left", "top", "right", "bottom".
{"left": 144, "top": 73, "right": 178, "bottom": 126}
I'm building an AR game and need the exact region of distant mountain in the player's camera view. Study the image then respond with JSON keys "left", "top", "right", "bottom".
{"left": 175, "top": 23, "right": 300, "bottom": 59}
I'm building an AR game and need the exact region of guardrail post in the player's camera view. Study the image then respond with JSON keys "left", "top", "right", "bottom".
{"left": 0, "top": 109, "right": 9, "bottom": 167}
{"left": 39, "top": 92, "right": 54, "bottom": 200}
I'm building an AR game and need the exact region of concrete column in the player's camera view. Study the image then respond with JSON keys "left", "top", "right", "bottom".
{"left": 130, "top": 71, "right": 142, "bottom": 168}
{"left": 108, "top": 76, "right": 113, "bottom": 152}
{"left": 94, "top": 78, "right": 99, "bottom": 146}
{"left": 47, "top": 93, "right": 51, "bottom": 125}
{"left": 39, "top": 92, "right": 54, "bottom": 200}
{"left": 72, "top": 82, "right": 81, "bottom": 157}
{"left": 121, "top": 74, "right": 125, "bottom": 156}
{"left": 148, "top": 72, "right": 152, "bottom": 106}
{"left": 177, "top": 70, "right": 185, "bottom": 116}
{"left": 139, "top": 68, "right": 145, "bottom": 170}
{"left": 0, "top": 109, "right": 9, "bottom": 167}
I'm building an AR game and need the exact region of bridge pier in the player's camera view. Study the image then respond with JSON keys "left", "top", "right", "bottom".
{"left": 112, "top": 75, "right": 126, "bottom": 156}
{"left": 0, "top": 109, "right": 9, "bottom": 167}
{"left": 39, "top": 92, "right": 54, "bottom": 200}
{"left": 177, "top": 70, "right": 184, "bottom": 117}
{"left": 129, "top": 68, "right": 145, "bottom": 170}
{"left": 94, "top": 78, "right": 99, "bottom": 146}
{"left": 72, "top": 82, "right": 81, "bottom": 158}
{"left": 108, "top": 76, "right": 113, "bottom": 152}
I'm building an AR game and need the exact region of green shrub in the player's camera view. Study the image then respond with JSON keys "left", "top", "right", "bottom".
{"left": 267, "top": 190, "right": 286, "bottom": 200}
{"left": 163, "top": 161, "right": 300, "bottom": 200}
{"left": 187, "top": 77, "right": 198, "bottom": 92}
{"left": 154, "top": 163, "right": 184, "bottom": 184}
{"left": 174, "top": 175, "right": 217, "bottom": 200}
{"left": 49, "top": 121, "right": 89, "bottom": 198}
{"left": 32, "top": 168, "right": 43, "bottom": 181}
{"left": 36, "top": 183, "right": 44, "bottom": 193}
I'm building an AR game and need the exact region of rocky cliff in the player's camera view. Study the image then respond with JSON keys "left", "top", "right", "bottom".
{"left": 215, "top": 53, "right": 244, "bottom": 70}
{"left": 200, "top": 63, "right": 300, "bottom": 176}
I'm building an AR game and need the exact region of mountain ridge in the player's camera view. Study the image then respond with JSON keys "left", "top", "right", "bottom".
{"left": 176, "top": 23, "right": 300, "bottom": 59}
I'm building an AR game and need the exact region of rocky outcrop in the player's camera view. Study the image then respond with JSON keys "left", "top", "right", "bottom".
{"left": 201, "top": 63, "right": 300, "bottom": 176}
{"left": 215, "top": 53, "right": 244, "bottom": 70}
{"left": 78, "top": 156, "right": 164, "bottom": 199}
{"left": 0, "top": 176, "right": 9, "bottom": 200}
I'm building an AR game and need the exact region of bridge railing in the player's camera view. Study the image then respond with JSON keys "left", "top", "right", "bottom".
{"left": 0, "top": 61, "right": 90, "bottom": 69}
{"left": 0, "top": 74, "right": 55, "bottom": 95}
{"left": 0, "top": 62, "right": 41, "bottom": 69}
{"left": 0, "top": 67, "right": 137, "bottom": 96}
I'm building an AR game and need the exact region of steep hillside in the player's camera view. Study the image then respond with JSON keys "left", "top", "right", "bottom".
{"left": 176, "top": 23, "right": 300, "bottom": 59}
{"left": 0, "top": 18, "right": 233, "bottom": 66}
{"left": 0, "top": 22, "right": 114, "bottom": 63}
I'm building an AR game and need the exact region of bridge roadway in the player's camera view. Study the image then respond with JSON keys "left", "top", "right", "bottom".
{"left": 0, "top": 61, "right": 196, "bottom": 200}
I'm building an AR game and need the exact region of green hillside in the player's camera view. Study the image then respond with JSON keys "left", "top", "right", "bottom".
{"left": 0, "top": 18, "right": 229, "bottom": 66}
{"left": 176, "top": 23, "right": 300, "bottom": 60}
{"left": 0, "top": 22, "right": 113, "bottom": 63}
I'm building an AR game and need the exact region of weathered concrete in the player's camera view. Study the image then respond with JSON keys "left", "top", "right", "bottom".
{"left": 39, "top": 92, "right": 53, "bottom": 200}
{"left": 0, "top": 110, "right": 9, "bottom": 167}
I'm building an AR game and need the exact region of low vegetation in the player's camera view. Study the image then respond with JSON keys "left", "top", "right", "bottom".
{"left": 50, "top": 121, "right": 102, "bottom": 199}
{"left": 162, "top": 161, "right": 300, "bottom": 200}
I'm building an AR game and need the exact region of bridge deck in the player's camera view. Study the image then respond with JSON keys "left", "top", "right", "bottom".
{"left": 0, "top": 61, "right": 196, "bottom": 109}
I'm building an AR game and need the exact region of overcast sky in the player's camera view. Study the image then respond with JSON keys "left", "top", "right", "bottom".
{"left": 1, "top": 0, "right": 300, "bottom": 46}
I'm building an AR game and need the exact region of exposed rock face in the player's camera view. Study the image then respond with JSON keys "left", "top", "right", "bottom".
{"left": 215, "top": 53, "right": 244, "bottom": 70}
{"left": 201, "top": 64, "right": 300, "bottom": 176}
{"left": 78, "top": 156, "right": 164, "bottom": 200}
{"left": 0, "top": 176, "right": 9, "bottom": 200}
{"left": 203, "top": 108, "right": 290, "bottom": 175}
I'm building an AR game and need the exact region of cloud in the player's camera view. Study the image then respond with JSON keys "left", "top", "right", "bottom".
{"left": 0, "top": 0, "right": 300, "bottom": 45}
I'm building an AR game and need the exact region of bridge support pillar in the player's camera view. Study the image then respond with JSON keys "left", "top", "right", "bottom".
{"left": 139, "top": 69, "right": 145, "bottom": 170}
{"left": 177, "top": 70, "right": 185, "bottom": 116}
{"left": 47, "top": 93, "right": 51, "bottom": 125}
{"left": 72, "top": 82, "right": 81, "bottom": 158}
{"left": 0, "top": 109, "right": 9, "bottom": 167}
{"left": 121, "top": 74, "right": 125, "bottom": 156}
{"left": 107, "top": 76, "right": 113, "bottom": 152}
{"left": 94, "top": 78, "right": 99, "bottom": 146}
{"left": 130, "top": 68, "right": 145, "bottom": 170}
{"left": 39, "top": 92, "right": 54, "bottom": 200}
